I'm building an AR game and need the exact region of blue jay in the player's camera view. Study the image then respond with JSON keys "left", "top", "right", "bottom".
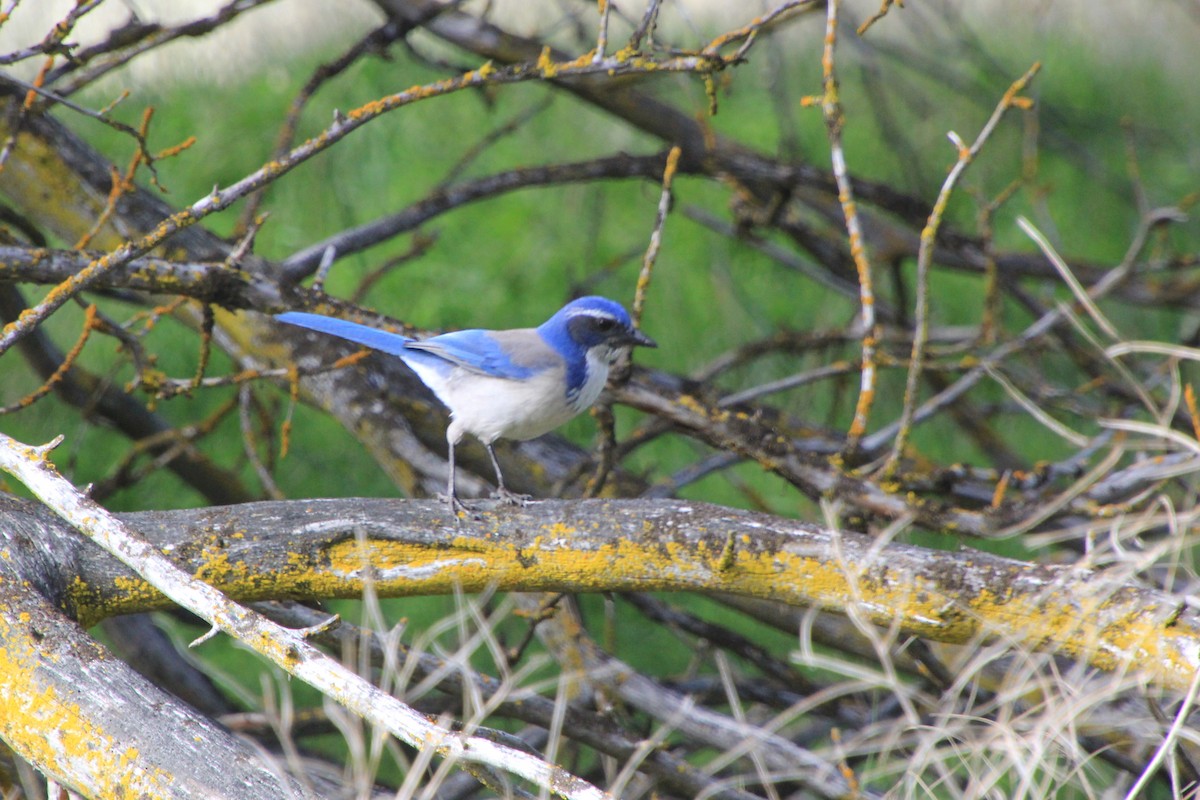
{"left": 278, "top": 296, "right": 656, "bottom": 514}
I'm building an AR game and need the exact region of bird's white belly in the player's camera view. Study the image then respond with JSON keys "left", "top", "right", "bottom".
{"left": 405, "top": 347, "right": 612, "bottom": 444}
{"left": 408, "top": 365, "right": 577, "bottom": 443}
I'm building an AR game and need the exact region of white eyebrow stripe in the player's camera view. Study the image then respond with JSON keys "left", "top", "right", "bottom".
{"left": 566, "top": 308, "right": 619, "bottom": 321}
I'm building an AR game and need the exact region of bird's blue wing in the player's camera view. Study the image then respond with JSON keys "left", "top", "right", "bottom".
{"left": 277, "top": 313, "right": 540, "bottom": 380}
{"left": 276, "top": 312, "right": 413, "bottom": 357}
{"left": 405, "top": 329, "right": 538, "bottom": 380}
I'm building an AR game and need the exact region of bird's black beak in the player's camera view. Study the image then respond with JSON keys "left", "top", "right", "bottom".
{"left": 624, "top": 329, "right": 657, "bottom": 349}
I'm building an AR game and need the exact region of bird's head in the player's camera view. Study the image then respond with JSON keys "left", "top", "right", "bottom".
{"left": 539, "top": 296, "right": 657, "bottom": 365}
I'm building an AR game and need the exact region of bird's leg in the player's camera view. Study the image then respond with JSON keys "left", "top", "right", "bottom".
{"left": 441, "top": 437, "right": 475, "bottom": 520}
{"left": 486, "top": 442, "right": 532, "bottom": 506}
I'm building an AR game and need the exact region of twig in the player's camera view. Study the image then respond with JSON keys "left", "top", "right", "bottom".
{"left": 236, "top": 18, "right": 410, "bottom": 234}
{"left": 1122, "top": 649, "right": 1200, "bottom": 799}
{"left": 281, "top": 153, "right": 673, "bottom": 282}
{"left": 88, "top": 397, "right": 240, "bottom": 503}
{"left": 640, "top": 451, "right": 742, "bottom": 498}
{"left": 0, "top": 304, "right": 96, "bottom": 415}
{"left": 881, "top": 63, "right": 1040, "bottom": 475}
{"left": 815, "top": 0, "right": 877, "bottom": 454}
{"left": 628, "top": 0, "right": 662, "bottom": 50}
{"left": 46, "top": 0, "right": 275, "bottom": 96}
{"left": 582, "top": 403, "right": 617, "bottom": 498}
{"left": 0, "top": 73, "right": 178, "bottom": 188}
{"left": 702, "top": 0, "right": 820, "bottom": 57}
{"left": 257, "top": 601, "right": 759, "bottom": 800}
{"left": 856, "top": 0, "right": 903, "bottom": 36}
{"left": 438, "top": 96, "right": 554, "bottom": 187}
{"left": 349, "top": 233, "right": 437, "bottom": 304}
{"left": 516, "top": 596, "right": 874, "bottom": 800}
{"left": 681, "top": 204, "right": 868, "bottom": 309}
{"left": 0, "top": 52, "right": 735, "bottom": 357}
{"left": 860, "top": 207, "right": 1184, "bottom": 455}
{"left": 593, "top": 0, "right": 611, "bottom": 63}
{"left": 632, "top": 145, "right": 679, "bottom": 325}
{"left": 0, "top": 0, "right": 104, "bottom": 65}
{"left": 240, "top": 383, "right": 284, "bottom": 501}
{"left": 310, "top": 246, "right": 337, "bottom": 295}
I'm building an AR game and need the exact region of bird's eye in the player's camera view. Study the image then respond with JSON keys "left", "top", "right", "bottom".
{"left": 595, "top": 317, "right": 616, "bottom": 331}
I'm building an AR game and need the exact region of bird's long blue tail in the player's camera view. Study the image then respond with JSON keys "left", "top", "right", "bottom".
{"left": 276, "top": 312, "right": 413, "bottom": 357}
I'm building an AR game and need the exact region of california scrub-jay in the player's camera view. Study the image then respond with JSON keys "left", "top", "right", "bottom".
{"left": 278, "top": 296, "right": 656, "bottom": 514}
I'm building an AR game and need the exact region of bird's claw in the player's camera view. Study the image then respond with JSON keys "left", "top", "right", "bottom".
{"left": 491, "top": 488, "right": 532, "bottom": 506}
{"left": 440, "top": 494, "right": 481, "bottom": 522}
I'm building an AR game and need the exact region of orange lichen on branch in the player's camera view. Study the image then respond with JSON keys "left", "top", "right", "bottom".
{"left": 154, "top": 135, "right": 196, "bottom": 161}
{"left": 1002, "top": 62, "right": 1041, "bottom": 108}
{"left": 856, "top": 0, "right": 903, "bottom": 35}
{"left": 536, "top": 46, "right": 556, "bottom": 74}
{"left": 990, "top": 469, "right": 1011, "bottom": 508}
{"left": 187, "top": 305, "right": 215, "bottom": 394}
{"left": 633, "top": 145, "right": 682, "bottom": 324}
{"left": 74, "top": 165, "right": 125, "bottom": 250}
{"left": 76, "top": 108, "right": 163, "bottom": 250}
{"left": 22, "top": 58, "right": 53, "bottom": 111}
{"left": 701, "top": 0, "right": 816, "bottom": 56}
{"left": 0, "top": 304, "right": 97, "bottom": 415}
{"left": 816, "top": 0, "right": 877, "bottom": 450}
{"left": 280, "top": 363, "right": 300, "bottom": 459}
{"left": 96, "top": 90, "right": 131, "bottom": 117}
{"left": 1186, "top": 384, "right": 1200, "bottom": 442}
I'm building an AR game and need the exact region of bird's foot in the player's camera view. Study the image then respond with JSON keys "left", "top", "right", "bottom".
{"left": 440, "top": 494, "right": 481, "bottom": 522}
{"left": 491, "top": 487, "right": 533, "bottom": 506}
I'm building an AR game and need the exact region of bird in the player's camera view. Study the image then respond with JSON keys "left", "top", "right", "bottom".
{"left": 277, "top": 296, "right": 656, "bottom": 515}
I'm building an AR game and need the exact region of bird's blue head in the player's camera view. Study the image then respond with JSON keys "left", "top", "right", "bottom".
{"left": 537, "top": 296, "right": 656, "bottom": 362}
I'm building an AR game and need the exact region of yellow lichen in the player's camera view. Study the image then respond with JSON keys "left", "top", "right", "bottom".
{"left": 0, "top": 616, "right": 174, "bottom": 796}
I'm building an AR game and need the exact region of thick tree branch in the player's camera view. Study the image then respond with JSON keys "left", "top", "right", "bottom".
{"left": 1, "top": 491, "right": 1189, "bottom": 692}
{"left": 0, "top": 495, "right": 312, "bottom": 800}
{"left": 0, "top": 433, "right": 611, "bottom": 800}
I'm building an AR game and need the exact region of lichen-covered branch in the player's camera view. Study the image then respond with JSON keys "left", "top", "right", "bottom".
{"left": 0, "top": 432, "right": 611, "bottom": 800}
{"left": 0, "top": 491, "right": 1185, "bottom": 693}
{"left": 0, "top": 497, "right": 314, "bottom": 799}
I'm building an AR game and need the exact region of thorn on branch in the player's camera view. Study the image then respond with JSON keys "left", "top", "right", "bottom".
{"left": 34, "top": 435, "right": 65, "bottom": 460}
{"left": 310, "top": 246, "right": 337, "bottom": 295}
{"left": 225, "top": 212, "right": 268, "bottom": 270}
{"left": 189, "top": 623, "right": 222, "bottom": 648}
{"left": 297, "top": 613, "right": 341, "bottom": 638}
